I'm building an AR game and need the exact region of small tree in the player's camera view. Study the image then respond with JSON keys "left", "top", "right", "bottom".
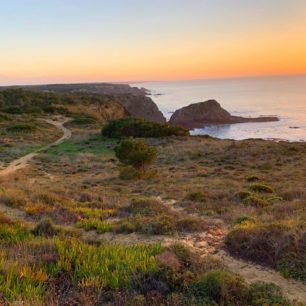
{"left": 115, "top": 138, "right": 157, "bottom": 174}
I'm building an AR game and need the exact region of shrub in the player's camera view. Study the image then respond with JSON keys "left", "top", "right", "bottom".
{"left": 249, "top": 183, "right": 274, "bottom": 193}
{"left": 102, "top": 117, "right": 189, "bottom": 138}
{"left": 6, "top": 124, "right": 36, "bottom": 134}
{"left": 119, "top": 166, "right": 140, "bottom": 180}
{"left": 123, "top": 198, "right": 168, "bottom": 217}
{"left": 71, "top": 116, "right": 96, "bottom": 125}
{"left": 184, "top": 192, "right": 207, "bottom": 202}
{"left": 188, "top": 270, "right": 249, "bottom": 305}
{"left": 115, "top": 138, "right": 157, "bottom": 172}
{"left": 225, "top": 223, "right": 305, "bottom": 277}
{"left": 277, "top": 252, "right": 306, "bottom": 282}
{"left": 248, "top": 282, "right": 290, "bottom": 306}
{"left": 235, "top": 191, "right": 252, "bottom": 200}
{"left": 31, "top": 218, "right": 59, "bottom": 237}
{"left": 243, "top": 195, "right": 270, "bottom": 208}
{"left": 246, "top": 175, "right": 260, "bottom": 182}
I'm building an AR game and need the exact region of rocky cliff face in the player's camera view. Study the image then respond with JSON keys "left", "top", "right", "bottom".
{"left": 170, "top": 100, "right": 279, "bottom": 129}
{"left": 117, "top": 95, "right": 166, "bottom": 123}
{"left": 0, "top": 83, "right": 166, "bottom": 124}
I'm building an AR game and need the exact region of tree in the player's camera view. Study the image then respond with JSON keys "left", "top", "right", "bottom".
{"left": 115, "top": 138, "right": 157, "bottom": 173}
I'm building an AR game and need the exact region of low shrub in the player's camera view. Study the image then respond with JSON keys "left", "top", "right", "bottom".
{"left": 184, "top": 192, "right": 207, "bottom": 202}
{"left": 249, "top": 183, "right": 274, "bottom": 194}
{"left": 31, "top": 218, "right": 59, "bottom": 237}
{"left": 119, "top": 165, "right": 140, "bottom": 180}
{"left": 235, "top": 191, "right": 252, "bottom": 200}
{"left": 246, "top": 175, "right": 260, "bottom": 182}
{"left": 248, "top": 282, "right": 290, "bottom": 306}
{"left": 71, "top": 116, "right": 96, "bottom": 125}
{"left": 188, "top": 270, "right": 249, "bottom": 305}
{"left": 277, "top": 252, "right": 306, "bottom": 282}
{"left": 102, "top": 117, "right": 189, "bottom": 138}
{"left": 243, "top": 195, "right": 270, "bottom": 208}
{"left": 6, "top": 124, "right": 36, "bottom": 134}
{"left": 123, "top": 198, "right": 169, "bottom": 217}
{"left": 225, "top": 223, "right": 305, "bottom": 280}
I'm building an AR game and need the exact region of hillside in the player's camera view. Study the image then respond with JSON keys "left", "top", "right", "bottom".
{"left": 0, "top": 111, "right": 305, "bottom": 305}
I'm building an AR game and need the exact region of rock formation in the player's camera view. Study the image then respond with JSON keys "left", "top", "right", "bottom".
{"left": 117, "top": 95, "right": 166, "bottom": 123}
{"left": 170, "top": 100, "right": 279, "bottom": 129}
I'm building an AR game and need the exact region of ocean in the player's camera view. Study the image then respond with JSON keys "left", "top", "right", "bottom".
{"left": 132, "top": 75, "right": 306, "bottom": 142}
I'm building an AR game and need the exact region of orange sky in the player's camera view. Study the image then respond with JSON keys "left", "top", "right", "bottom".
{"left": 1, "top": 1, "right": 306, "bottom": 84}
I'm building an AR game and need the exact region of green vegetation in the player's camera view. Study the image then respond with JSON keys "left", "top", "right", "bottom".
{"left": 6, "top": 123, "right": 36, "bottom": 134}
{"left": 225, "top": 222, "right": 306, "bottom": 282}
{"left": 102, "top": 117, "right": 189, "bottom": 138}
{"left": 44, "top": 135, "right": 115, "bottom": 158}
{"left": 189, "top": 270, "right": 249, "bottom": 305}
{"left": 115, "top": 138, "right": 157, "bottom": 175}
{"left": 249, "top": 183, "right": 274, "bottom": 193}
{"left": 70, "top": 116, "right": 97, "bottom": 125}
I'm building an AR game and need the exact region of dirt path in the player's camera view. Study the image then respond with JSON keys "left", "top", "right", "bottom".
{"left": 0, "top": 117, "right": 71, "bottom": 177}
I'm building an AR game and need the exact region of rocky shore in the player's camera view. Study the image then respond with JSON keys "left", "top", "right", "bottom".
{"left": 169, "top": 100, "right": 279, "bottom": 129}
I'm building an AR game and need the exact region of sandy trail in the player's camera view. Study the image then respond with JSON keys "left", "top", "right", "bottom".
{"left": 0, "top": 117, "right": 71, "bottom": 177}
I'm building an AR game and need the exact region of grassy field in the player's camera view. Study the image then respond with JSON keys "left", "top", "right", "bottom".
{"left": 0, "top": 118, "right": 305, "bottom": 305}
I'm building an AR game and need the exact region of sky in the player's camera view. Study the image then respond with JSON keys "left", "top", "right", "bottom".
{"left": 1, "top": 0, "right": 306, "bottom": 85}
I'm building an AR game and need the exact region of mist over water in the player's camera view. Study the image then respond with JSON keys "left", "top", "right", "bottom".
{"left": 132, "top": 76, "right": 306, "bottom": 141}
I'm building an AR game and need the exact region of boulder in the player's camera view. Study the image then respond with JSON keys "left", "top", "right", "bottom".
{"left": 169, "top": 100, "right": 278, "bottom": 129}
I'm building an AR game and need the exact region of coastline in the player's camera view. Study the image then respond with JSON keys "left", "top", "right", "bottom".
{"left": 130, "top": 76, "right": 306, "bottom": 142}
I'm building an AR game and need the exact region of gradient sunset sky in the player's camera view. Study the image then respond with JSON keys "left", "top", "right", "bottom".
{"left": 1, "top": 0, "right": 306, "bottom": 85}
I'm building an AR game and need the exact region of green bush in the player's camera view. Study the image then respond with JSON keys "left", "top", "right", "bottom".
{"left": 115, "top": 138, "right": 157, "bottom": 172}
{"left": 249, "top": 183, "right": 274, "bottom": 193}
{"left": 119, "top": 165, "right": 141, "bottom": 180}
{"left": 277, "top": 252, "right": 306, "bottom": 282}
{"left": 248, "top": 282, "right": 290, "bottom": 306}
{"left": 188, "top": 270, "right": 249, "bottom": 305}
{"left": 102, "top": 117, "right": 189, "bottom": 138}
{"left": 6, "top": 124, "right": 36, "bottom": 134}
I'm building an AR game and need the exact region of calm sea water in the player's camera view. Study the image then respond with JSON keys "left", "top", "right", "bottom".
{"left": 132, "top": 76, "right": 306, "bottom": 141}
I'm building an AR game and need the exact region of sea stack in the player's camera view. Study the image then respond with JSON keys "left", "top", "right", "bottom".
{"left": 169, "top": 100, "right": 279, "bottom": 129}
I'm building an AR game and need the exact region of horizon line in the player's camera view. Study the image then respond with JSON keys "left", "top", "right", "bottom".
{"left": 1, "top": 72, "right": 306, "bottom": 88}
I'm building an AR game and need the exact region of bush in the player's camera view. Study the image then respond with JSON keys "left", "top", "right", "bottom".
{"left": 249, "top": 183, "right": 274, "bottom": 193}
{"left": 243, "top": 195, "right": 270, "bottom": 208}
{"left": 115, "top": 138, "right": 157, "bottom": 172}
{"left": 188, "top": 270, "right": 249, "bottom": 305}
{"left": 119, "top": 166, "right": 141, "bottom": 180}
{"left": 71, "top": 116, "right": 96, "bottom": 125}
{"left": 102, "top": 117, "right": 189, "bottom": 138}
{"left": 31, "top": 218, "right": 59, "bottom": 237}
{"left": 6, "top": 124, "right": 36, "bottom": 134}
{"left": 225, "top": 223, "right": 305, "bottom": 279}
{"left": 185, "top": 192, "right": 207, "bottom": 202}
{"left": 248, "top": 282, "right": 290, "bottom": 306}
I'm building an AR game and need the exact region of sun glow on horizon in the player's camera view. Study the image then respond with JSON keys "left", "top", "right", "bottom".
{"left": 1, "top": 0, "right": 306, "bottom": 85}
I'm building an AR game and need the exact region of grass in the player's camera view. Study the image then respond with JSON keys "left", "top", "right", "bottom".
{"left": 44, "top": 134, "right": 116, "bottom": 158}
